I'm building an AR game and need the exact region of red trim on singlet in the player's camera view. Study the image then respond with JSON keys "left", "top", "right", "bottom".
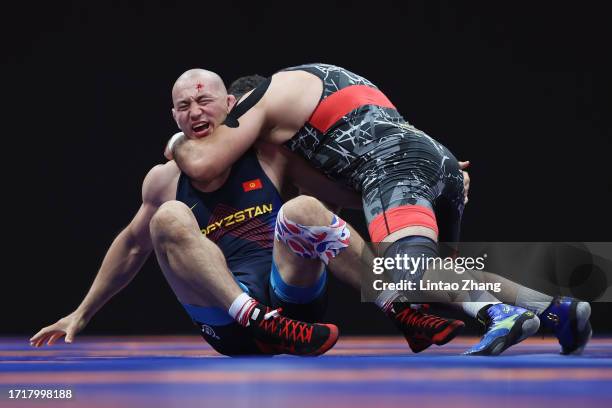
{"left": 308, "top": 85, "right": 396, "bottom": 133}
{"left": 368, "top": 205, "right": 439, "bottom": 243}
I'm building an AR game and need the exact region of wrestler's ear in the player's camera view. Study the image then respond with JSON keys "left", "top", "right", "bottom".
{"left": 171, "top": 108, "right": 180, "bottom": 129}
{"left": 227, "top": 94, "right": 237, "bottom": 111}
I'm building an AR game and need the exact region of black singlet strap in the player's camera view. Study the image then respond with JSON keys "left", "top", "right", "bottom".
{"left": 223, "top": 77, "right": 272, "bottom": 128}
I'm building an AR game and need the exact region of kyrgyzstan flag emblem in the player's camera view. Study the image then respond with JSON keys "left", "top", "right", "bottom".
{"left": 242, "top": 178, "right": 263, "bottom": 192}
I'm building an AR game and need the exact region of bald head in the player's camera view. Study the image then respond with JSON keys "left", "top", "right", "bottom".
{"left": 172, "top": 69, "right": 227, "bottom": 103}
{"left": 171, "top": 69, "right": 236, "bottom": 139}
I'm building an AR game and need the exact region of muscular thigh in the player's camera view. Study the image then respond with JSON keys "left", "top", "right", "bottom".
{"left": 359, "top": 126, "right": 464, "bottom": 242}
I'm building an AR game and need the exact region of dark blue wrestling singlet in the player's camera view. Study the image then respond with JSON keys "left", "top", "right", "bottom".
{"left": 176, "top": 148, "right": 282, "bottom": 304}
{"left": 174, "top": 149, "right": 281, "bottom": 355}
{"left": 174, "top": 149, "right": 327, "bottom": 355}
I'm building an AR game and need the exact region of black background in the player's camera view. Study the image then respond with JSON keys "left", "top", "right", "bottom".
{"left": 3, "top": 1, "right": 611, "bottom": 336}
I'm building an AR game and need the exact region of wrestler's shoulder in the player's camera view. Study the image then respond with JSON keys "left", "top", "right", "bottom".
{"left": 142, "top": 161, "right": 180, "bottom": 204}
{"left": 268, "top": 70, "right": 321, "bottom": 100}
{"left": 264, "top": 71, "right": 322, "bottom": 136}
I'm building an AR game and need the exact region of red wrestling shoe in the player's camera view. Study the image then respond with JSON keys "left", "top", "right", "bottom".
{"left": 388, "top": 302, "right": 464, "bottom": 353}
{"left": 245, "top": 303, "right": 338, "bottom": 356}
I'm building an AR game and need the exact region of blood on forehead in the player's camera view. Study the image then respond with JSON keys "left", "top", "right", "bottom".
{"left": 195, "top": 83, "right": 205, "bottom": 91}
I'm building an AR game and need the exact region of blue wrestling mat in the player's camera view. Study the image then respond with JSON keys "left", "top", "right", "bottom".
{"left": 1, "top": 336, "right": 611, "bottom": 408}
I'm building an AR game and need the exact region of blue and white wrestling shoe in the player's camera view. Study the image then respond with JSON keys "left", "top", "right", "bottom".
{"left": 540, "top": 296, "right": 592, "bottom": 355}
{"left": 464, "top": 304, "right": 540, "bottom": 356}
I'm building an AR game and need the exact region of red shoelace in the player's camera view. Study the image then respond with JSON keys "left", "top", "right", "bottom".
{"left": 258, "top": 308, "right": 314, "bottom": 344}
{"left": 395, "top": 307, "right": 447, "bottom": 330}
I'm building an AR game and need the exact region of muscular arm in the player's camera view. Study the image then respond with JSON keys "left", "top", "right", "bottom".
{"left": 73, "top": 203, "right": 156, "bottom": 322}
{"left": 173, "top": 71, "right": 321, "bottom": 184}
{"left": 173, "top": 102, "right": 269, "bottom": 183}
{"left": 31, "top": 163, "right": 178, "bottom": 346}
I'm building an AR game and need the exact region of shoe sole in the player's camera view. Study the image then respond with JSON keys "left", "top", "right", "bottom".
{"left": 561, "top": 302, "right": 592, "bottom": 355}
{"left": 567, "top": 324, "right": 592, "bottom": 355}
{"left": 408, "top": 340, "right": 432, "bottom": 353}
{"left": 409, "top": 320, "right": 466, "bottom": 353}
{"left": 467, "top": 313, "right": 540, "bottom": 356}
{"left": 306, "top": 324, "right": 339, "bottom": 357}
{"left": 576, "top": 301, "right": 592, "bottom": 330}
{"left": 433, "top": 320, "right": 466, "bottom": 346}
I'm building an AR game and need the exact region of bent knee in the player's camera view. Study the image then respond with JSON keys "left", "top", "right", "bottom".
{"left": 281, "top": 195, "right": 331, "bottom": 225}
{"left": 150, "top": 200, "right": 199, "bottom": 240}
{"left": 276, "top": 197, "right": 350, "bottom": 265}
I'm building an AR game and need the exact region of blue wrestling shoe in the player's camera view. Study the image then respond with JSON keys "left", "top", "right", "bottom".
{"left": 540, "top": 296, "right": 592, "bottom": 355}
{"left": 464, "top": 304, "right": 540, "bottom": 356}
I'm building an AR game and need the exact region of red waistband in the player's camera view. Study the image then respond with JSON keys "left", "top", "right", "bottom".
{"left": 368, "top": 205, "right": 439, "bottom": 243}
{"left": 308, "top": 85, "right": 396, "bottom": 134}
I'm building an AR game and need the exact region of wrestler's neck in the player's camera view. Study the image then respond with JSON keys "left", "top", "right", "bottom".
{"left": 190, "top": 167, "right": 232, "bottom": 193}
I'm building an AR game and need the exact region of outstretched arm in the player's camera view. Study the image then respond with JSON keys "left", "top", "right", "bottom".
{"left": 30, "top": 163, "right": 177, "bottom": 346}
{"left": 30, "top": 207, "right": 154, "bottom": 347}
